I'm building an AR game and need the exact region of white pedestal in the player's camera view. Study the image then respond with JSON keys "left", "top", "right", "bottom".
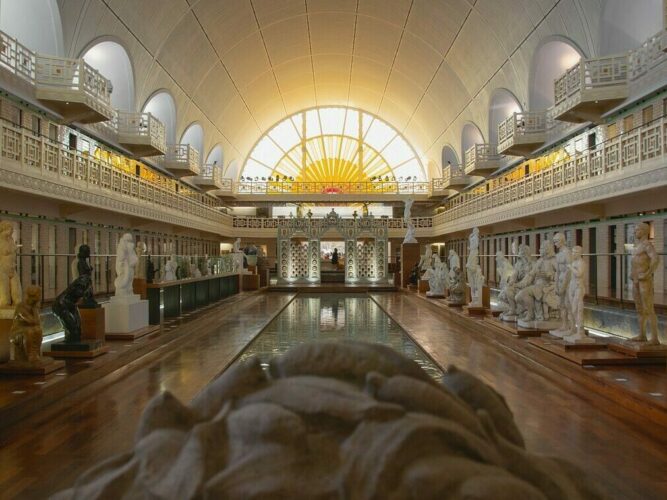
{"left": 103, "top": 295, "right": 148, "bottom": 334}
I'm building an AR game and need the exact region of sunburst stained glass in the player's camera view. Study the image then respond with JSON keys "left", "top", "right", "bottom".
{"left": 241, "top": 107, "right": 425, "bottom": 183}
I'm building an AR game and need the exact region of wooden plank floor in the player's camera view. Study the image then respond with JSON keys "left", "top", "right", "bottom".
{"left": 370, "top": 292, "right": 667, "bottom": 500}
{"left": 0, "top": 292, "right": 295, "bottom": 499}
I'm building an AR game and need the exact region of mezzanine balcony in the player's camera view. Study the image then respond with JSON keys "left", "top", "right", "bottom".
{"left": 34, "top": 54, "right": 114, "bottom": 123}
{"left": 464, "top": 144, "right": 500, "bottom": 177}
{"left": 0, "top": 31, "right": 35, "bottom": 84}
{"left": 497, "top": 111, "right": 547, "bottom": 157}
{"left": 430, "top": 165, "right": 472, "bottom": 198}
{"left": 554, "top": 55, "right": 629, "bottom": 124}
{"left": 160, "top": 144, "right": 201, "bottom": 178}
{"left": 117, "top": 112, "right": 166, "bottom": 157}
{"left": 192, "top": 164, "right": 227, "bottom": 192}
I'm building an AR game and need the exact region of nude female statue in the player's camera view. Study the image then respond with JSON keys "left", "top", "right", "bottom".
{"left": 630, "top": 223, "right": 660, "bottom": 345}
{"left": 0, "top": 220, "right": 21, "bottom": 307}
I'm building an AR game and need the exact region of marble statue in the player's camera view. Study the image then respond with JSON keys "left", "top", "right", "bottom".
{"left": 0, "top": 220, "right": 21, "bottom": 308}
{"left": 629, "top": 222, "right": 660, "bottom": 345}
{"left": 499, "top": 244, "right": 534, "bottom": 322}
{"left": 549, "top": 233, "right": 573, "bottom": 338}
{"left": 114, "top": 233, "right": 138, "bottom": 297}
{"left": 494, "top": 251, "right": 514, "bottom": 313}
{"left": 424, "top": 255, "right": 447, "bottom": 297}
{"left": 447, "top": 250, "right": 465, "bottom": 305}
{"left": 466, "top": 227, "right": 484, "bottom": 307}
{"left": 134, "top": 241, "right": 148, "bottom": 280}
{"left": 53, "top": 341, "right": 603, "bottom": 499}
{"left": 164, "top": 255, "right": 177, "bottom": 281}
{"left": 516, "top": 241, "right": 560, "bottom": 329}
{"left": 402, "top": 198, "right": 417, "bottom": 244}
{"left": 448, "top": 248, "right": 460, "bottom": 271}
{"left": 9, "top": 285, "right": 43, "bottom": 364}
{"left": 73, "top": 244, "right": 97, "bottom": 309}
{"left": 563, "top": 246, "right": 594, "bottom": 344}
{"left": 233, "top": 238, "right": 242, "bottom": 253}
{"left": 418, "top": 245, "right": 433, "bottom": 272}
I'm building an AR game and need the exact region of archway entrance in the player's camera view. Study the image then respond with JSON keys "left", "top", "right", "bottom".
{"left": 277, "top": 210, "right": 388, "bottom": 285}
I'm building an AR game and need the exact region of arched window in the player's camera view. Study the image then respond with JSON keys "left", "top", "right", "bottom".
{"left": 206, "top": 144, "right": 223, "bottom": 166}
{"left": 241, "top": 107, "right": 425, "bottom": 182}
{"left": 82, "top": 40, "right": 134, "bottom": 111}
{"left": 488, "top": 89, "right": 522, "bottom": 144}
{"left": 0, "top": 0, "right": 63, "bottom": 56}
{"left": 142, "top": 91, "right": 177, "bottom": 144}
{"left": 180, "top": 123, "right": 204, "bottom": 164}
{"left": 441, "top": 145, "right": 459, "bottom": 170}
{"left": 461, "top": 123, "right": 484, "bottom": 162}
{"left": 529, "top": 38, "right": 582, "bottom": 110}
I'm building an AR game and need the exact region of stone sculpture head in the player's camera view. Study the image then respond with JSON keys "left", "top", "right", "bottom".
{"left": 552, "top": 232, "right": 566, "bottom": 249}
{"left": 0, "top": 220, "right": 13, "bottom": 238}
{"left": 136, "top": 241, "right": 147, "bottom": 255}
{"left": 24, "top": 285, "right": 41, "bottom": 307}
{"left": 571, "top": 245, "right": 583, "bottom": 259}
{"left": 541, "top": 240, "right": 555, "bottom": 258}
{"left": 518, "top": 244, "right": 531, "bottom": 259}
{"left": 634, "top": 222, "right": 649, "bottom": 241}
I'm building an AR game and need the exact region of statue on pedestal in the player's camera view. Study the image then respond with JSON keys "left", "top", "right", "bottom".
{"left": 549, "top": 233, "right": 573, "bottom": 338}
{"left": 114, "top": 234, "right": 138, "bottom": 297}
{"left": 447, "top": 250, "right": 465, "bottom": 305}
{"left": 134, "top": 241, "right": 148, "bottom": 280}
{"left": 419, "top": 245, "right": 433, "bottom": 272}
{"left": 233, "top": 238, "right": 242, "bottom": 253}
{"left": 0, "top": 220, "right": 21, "bottom": 308}
{"left": 9, "top": 285, "right": 43, "bottom": 363}
{"left": 52, "top": 274, "right": 91, "bottom": 343}
{"left": 402, "top": 199, "right": 417, "bottom": 244}
{"left": 72, "top": 244, "right": 98, "bottom": 308}
{"left": 629, "top": 222, "right": 660, "bottom": 345}
{"left": 424, "top": 255, "right": 447, "bottom": 297}
{"left": 499, "top": 244, "right": 533, "bottom": 322}
{"left": 466, "top": 228, "right": 484, "bottom": 307}
{"left": 516, "top": 241, "right": 560, "bottom": 329}
{"left": 563, "top": 246, "right": 594, "bottom": 344}
{"left": 164, "top": 255, "right": 177, "bottom": 281}
{"left": 494, "top": 251, "right": 514, "bottom": 313}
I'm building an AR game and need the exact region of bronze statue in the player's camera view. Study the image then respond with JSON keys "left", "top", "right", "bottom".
{"left": 52, "top": 273, "right": 91, "bottom": 343}
{"left": 9, "top": 285, "right": 43, "bottom": 363}
{"left": 74, "top": 244, "right": 98, "bottom": 309}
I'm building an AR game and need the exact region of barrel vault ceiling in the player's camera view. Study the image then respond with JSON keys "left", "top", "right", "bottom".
{"left": 58, "top": 0, "right": 601, "bottom": 176}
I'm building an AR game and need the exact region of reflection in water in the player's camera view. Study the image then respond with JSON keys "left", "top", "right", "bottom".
{"left": 237, "top": 294, "right": 442, "bottom": 380}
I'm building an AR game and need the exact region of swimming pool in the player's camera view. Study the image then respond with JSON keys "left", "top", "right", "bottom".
{"left": 236, "top": 294, "right": 443, "bottom": 380}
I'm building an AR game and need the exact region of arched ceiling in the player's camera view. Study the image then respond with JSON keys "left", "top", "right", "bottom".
{"left": 58, "top": 0, "right": 606, "bottom": 176}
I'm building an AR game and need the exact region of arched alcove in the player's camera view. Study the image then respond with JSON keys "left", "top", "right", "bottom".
{"left": 142, "top": 90, "right": 177, "bottom": 144}
{"left": 180, "top": 122, "right": 204, "bottom": 163}
{"left": 529, "top": 38, "right": 582, "bottom": 110}
{"left": 82, "top": 40, "right": 134, "bottom": 111}
{"left": 600, "top": 0, "right": 662, "bottom": 55}
{"left": 206, "top": 144, "right": 223, "bottom": 166}
{"left": 441, "top": 145, "right": 460, "bottom": 172}
{"left": 461, "top": 123, "right": 484, "bottom": 162}
{"left": 0, "top": 0, "right": 64, "bottom": 56}
{"left": 488, "top": 89, "right": 522, "bottom": 144}
{"left": 225, "top": 159, "right": 241, "bottom": 180}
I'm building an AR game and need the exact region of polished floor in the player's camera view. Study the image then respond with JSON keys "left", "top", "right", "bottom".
{"left": 0, "top": 291, "right": 666, "bottom": 499}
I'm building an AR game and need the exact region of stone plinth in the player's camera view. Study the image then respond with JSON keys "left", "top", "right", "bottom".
{"left": 103, "top": 294, "right": 149, "bottom": 334}
{"left": 418, "top": 279, "right": 429, "bottom": 294}
{"left": 81, "top": 307, "right": 105, "bottom": 342}
{"left": 133, "top": 278, "right": 147, "bottom": 300}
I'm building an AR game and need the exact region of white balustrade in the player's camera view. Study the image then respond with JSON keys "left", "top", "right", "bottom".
{"left": 234, "top": 180, "right": 429, "bottom": 196}
{"left": 161, "top": 144, "right": 201, "bottom": 177}
{"left": 497, "top": 112, "right": 547, "bottom": 155}
{"left": 464, "top": 144, "right": 500, "bottom": 176}
{"left": 0, "top": 31, "right": 35, "bottom": 82}
{"left": 117, "top": 111, "right": 166, "bottom": 155}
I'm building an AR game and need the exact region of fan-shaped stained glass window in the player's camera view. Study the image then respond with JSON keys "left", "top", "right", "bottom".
{"left": 241, "top": 107, "right": 425, "bottom": 184}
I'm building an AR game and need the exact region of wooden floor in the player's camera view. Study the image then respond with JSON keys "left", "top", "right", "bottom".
{"left": 0, "top": 291, "right": 666, "bottom": 499}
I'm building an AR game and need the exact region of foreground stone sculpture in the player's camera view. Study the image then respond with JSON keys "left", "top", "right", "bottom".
{"left": 563, "top": 246, "right": 594, "bottom": 344}
{"left": 493, "top": 251, "right": 514, "bottom": 313}
{"left": 9, "top": 285, "right": 43, "bottom": 363}
{"left": 516, "top": 242, "right": 560, "bottom": 330}
{"left": 419, "top": 245, "right": 433, "bottom": 272}
{"left": 71, "top": 244, "right": 97, "bottom": 309}
{"left": 0, "top": 220, "right": 21, "bottom": 308}
{"left": 52, "top": 341, "right": 603, "bottom": 499}
{"left": 549, "top": 233, "right": 573, "bottom": 338}
{"left": 423, "top": 255, "right": 447, "bottom": 298}
{"left": 447, "top": 250, "right": 465, "bottom": 305}
{"left": 629, "top": 223, "right": 660, "bottom": 345}
{"left": 114, "top": 234, "right": 138, "bottom": 297}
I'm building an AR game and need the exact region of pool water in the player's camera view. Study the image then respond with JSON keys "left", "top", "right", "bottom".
{"left": 236, "top": 294, "right": 443, "bottom": 380}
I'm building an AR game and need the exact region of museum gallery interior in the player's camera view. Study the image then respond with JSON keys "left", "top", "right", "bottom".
{"left": 0, "top": 0, "right": 666, "bottom": 498}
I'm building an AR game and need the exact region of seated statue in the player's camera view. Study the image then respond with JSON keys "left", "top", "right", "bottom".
{"left": 9, "top": 285, "right": 43, "bottom": 364}
{"left": 447, "top": 266, "right": 465, "bottom": 305}
{"left": 499, "top": 244, "right": 533, "bottom": 322}
{"left": 515, "top": 242, "right": 560, "bottom": 328}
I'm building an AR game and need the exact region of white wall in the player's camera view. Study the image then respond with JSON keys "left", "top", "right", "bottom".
{"left": 0, "top": 0, "right": 63, "bottom": 56}
{"left": 82, "top": 41, "right": 134, "bottom": 111}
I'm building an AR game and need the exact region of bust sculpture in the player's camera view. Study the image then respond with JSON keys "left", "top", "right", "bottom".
{"left": 9, "top": 285, "right": 43, "bottom": 364}
{"left": 402, "top": 198, "right": 417, "bottom": 244}
{"left": 0, "top": 220, "right": 21, "bottom": 308}
{"left": 134, "top": 241, "right": 148, "bottom": 280}
{"left": 516, "top": 241, "right": 560, "bottom": 329}
{"left": 114, "top": 233, "right": 138, "bottom": 297}
{"left": 629, "top": 222, "right": 660, "bottom": 345}
{"left": 549, "top": 233, "right": 573, "bottom": 337}
{"left": 164, "top": 255, "right": 177, "bottom": 281}
{"left": 499, "top": 244, "right": 533, "bottom": 322}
